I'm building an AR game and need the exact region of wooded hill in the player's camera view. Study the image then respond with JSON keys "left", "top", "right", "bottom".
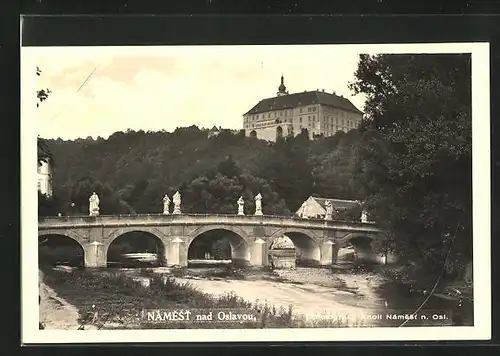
{"left": 41, "top": 126, "right": 364, "bottom": 218}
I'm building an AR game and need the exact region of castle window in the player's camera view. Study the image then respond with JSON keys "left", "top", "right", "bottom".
{"left": 299, "top": 117, "right": 302, "bottom": 123}
{"left": 312, "top": 107, "right": 317, "bottom": 112}
{"left": 299, "top": 108, "right": 303, "bottom": 113}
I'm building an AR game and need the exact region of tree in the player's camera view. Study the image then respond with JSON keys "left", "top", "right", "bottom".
{"left": 179, "top": 159, "right": 290, "bottom": 216}
{"left": 310, "top": 130, "right": 364, "bottom": 200}
{"left": 217, "top": 155, "right": 239, "bottom": 178}
{"left": 258, "top": 134, "right": 314, "bottom": 211}
{"left": 67, "top": 176, "right": 134, "bottom": 215}
{"left": 348, "top": 54, "right": 472, "bottom": 274}
{"left": 36, "top": 67, "right": 52, "bottom": 165}
{"left": 38, "top": 192, "right": 61, "bottom": 217}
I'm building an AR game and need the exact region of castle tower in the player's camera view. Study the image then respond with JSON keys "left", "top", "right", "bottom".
{"left": 277, "top": 74, "right": 288, "bottom": 97}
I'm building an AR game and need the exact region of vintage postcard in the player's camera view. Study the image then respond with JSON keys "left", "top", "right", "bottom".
{"left": 21, "top": 43, "right": 490, "bottom": 343}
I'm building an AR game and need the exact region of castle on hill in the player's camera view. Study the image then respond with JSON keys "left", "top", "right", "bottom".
{"left": 242, "top": 75, "right": 363, "bottom": 142}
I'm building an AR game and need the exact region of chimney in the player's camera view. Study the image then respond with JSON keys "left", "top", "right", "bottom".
{"left": 322, "top": 89, "right": 325, "bottom": 92}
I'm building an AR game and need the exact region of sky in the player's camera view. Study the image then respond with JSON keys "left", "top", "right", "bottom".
{"left": 32, "top": 45, "right": 368, "bottom": 140}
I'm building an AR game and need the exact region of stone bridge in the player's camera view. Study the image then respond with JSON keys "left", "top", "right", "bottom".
{"left": 38, "top": 214, "right": 386, "bottom": 268}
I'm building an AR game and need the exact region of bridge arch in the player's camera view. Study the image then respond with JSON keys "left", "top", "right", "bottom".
{"left": 268, "top": 228, "right": 322, "bottom": 266}
{"left": 187, "top": 225, "right": 250, "bottom": 267}
{"left": 104, "top": 227, "right": 168, "bottom": 267}
{"left": 335, "top": 232, "right": 384, "bottom": 265}
{"left": 38, "top": 230, "right": 86, "bottom": 267}
{"left": 335, "top": 232, "right": 382, "bottom": 249}
{"left": 104, "top": 227, "right": 167, "bottom": 249}
{"left": 38, "top": 229, "right": 86, "bottom": 248}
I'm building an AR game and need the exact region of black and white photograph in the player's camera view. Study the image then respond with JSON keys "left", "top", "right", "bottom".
{"left": 21, "top": 43, "right": 490, "bottom": 343}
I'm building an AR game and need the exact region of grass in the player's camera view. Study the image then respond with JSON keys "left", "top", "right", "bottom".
{"left": 41, "top": 266, "right": 360, "bottom": 329}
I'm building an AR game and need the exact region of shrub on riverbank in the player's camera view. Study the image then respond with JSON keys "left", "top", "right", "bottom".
{"left": 41, "top": 267, "right": 355, "bottom": 329}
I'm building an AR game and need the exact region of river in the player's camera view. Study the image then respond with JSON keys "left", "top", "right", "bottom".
{"left": 41, "top": 253, "right": 473, "bottom": 328}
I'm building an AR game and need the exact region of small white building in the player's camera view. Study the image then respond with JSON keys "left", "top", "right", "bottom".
{"left": 296, "top": 196, "right": 360, "bottom": 219}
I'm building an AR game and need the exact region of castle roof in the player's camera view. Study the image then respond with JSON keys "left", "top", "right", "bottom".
{"left": 244, "top": 90, "right": 363, "bottom": 116}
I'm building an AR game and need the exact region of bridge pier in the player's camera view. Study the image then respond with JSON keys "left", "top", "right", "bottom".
{"left": 320, "top": 240, "right": 336, "bottom": 266}
{"left": 249, "top": 238, "right": 268, "bottom": 267}
{"left": 331, "top": 244, "right": 340, "bottom": 265}
{"left": 83, "top": 242, "right": 106, "bottom": 268}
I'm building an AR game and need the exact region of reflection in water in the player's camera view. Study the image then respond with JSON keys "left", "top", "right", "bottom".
{"left": 107, "top": 253, "right": 161, "bottom": 268}
{"left": 376, "top": 279, "right": 473, "bottom": 326}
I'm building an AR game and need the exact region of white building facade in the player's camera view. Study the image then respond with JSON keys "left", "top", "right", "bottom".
{"left": 37, "top": 159, "right": 53, "bottom": 197}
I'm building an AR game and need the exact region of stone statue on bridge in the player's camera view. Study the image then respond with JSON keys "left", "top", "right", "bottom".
{"left": 172, "top": 191, "right": 182, "bottom": 215}
{"left": 163, "top": 194, "right": 171, "bottom": 215}
{"left": 254, "top": 193, "right": 263, "bottom": 216}
{"left": 361, "top": 209, "right": 368, "bottom": 223}
{"left": 324, "top": 200, "right": 333, "bottom": 221}
{"left": 89, "top": 192, "right": 100, "bottom": 216}
{"left": 237, "top": 196, "right": 245, "bottom": 215}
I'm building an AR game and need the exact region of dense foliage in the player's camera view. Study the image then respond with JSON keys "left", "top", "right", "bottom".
{"left": 40, "top": 126, "right": 363, "bottom": 218}
{"left": 349, "top": 54, "right": 472, "bottom": 274}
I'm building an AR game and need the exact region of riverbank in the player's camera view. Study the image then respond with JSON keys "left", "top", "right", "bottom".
{"left": 39, "top": 264, "right": 473, "bottom": 329}
{"left": 39, "top": 269, "right": 94, "bottom": 330}
{"left": 40, "top": 266, "right": 356, "bottom": 329}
